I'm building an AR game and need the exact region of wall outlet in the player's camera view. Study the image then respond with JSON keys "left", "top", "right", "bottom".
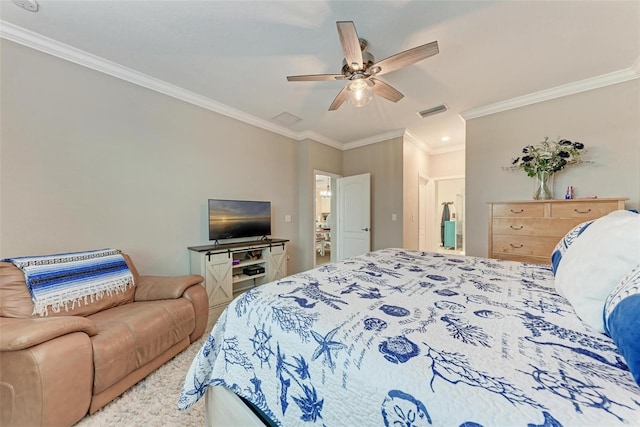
{"left": 284, "top": 214, "right": 292, "bottom": 223}
{"left": 391, "top": 213, "right": 397, "bottom": 221}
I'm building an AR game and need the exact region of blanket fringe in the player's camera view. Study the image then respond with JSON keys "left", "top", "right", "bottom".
{"left": 31, "top": 276, "right": 134, "bottom": 317}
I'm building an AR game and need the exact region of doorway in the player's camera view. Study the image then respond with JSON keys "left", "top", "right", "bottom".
{"left": 314, "top": 173, "right": 336, "bottom": 267}
{"left": 434, "top": 177, "right": 465, "bottom": 255}
{"left": 313, "top": 172, "right": 371, "bottom": 267}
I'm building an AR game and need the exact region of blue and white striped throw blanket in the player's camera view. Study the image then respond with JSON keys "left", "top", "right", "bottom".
{"left": 3, "top": 248, "right": 134, "bottom": 316}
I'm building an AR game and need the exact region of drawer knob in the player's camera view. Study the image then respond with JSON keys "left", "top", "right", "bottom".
{"left": 574, "top": 208, "right": 592, "bottom": 214}
{"left": 510, "top": 209, "right": 524, "bottom": 214}
{"left": 510, "top": 243, "right": 524, "bottom": 248}
{"left": 510, "top": 225, "right": 524, "bottom": 230}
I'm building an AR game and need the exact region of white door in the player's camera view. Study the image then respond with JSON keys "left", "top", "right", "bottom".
{"left": 336, "top": 173, "right": 371, "bottom": 261}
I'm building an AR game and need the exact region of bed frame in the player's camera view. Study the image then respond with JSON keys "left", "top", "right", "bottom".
{"left": 205, "top": 386, "right": 264, "bottom": 426}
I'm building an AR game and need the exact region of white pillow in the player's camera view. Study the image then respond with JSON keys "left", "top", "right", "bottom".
{"left": 555, "top": 210, "right": 640, "bottom": 332}
{"left": 550, "top": 219, "right": 594, "bottom": 275}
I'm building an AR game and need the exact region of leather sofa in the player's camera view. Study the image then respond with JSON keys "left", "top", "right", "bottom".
{"left": 0, "top": 253, "right": 208, "bottom": 427}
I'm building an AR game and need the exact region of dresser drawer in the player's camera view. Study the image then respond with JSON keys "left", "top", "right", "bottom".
{"left": 488, "top": 198, "right": 628, "bottom": 265}
{"left": 492, "top": 235, "right": 559, "bottom": 258}
{"left": 550, "top": 201, "right": 621, "bottom": 219}
{"left": 491, "top": 253, "right": 549, "bottom": 264}
{"left": 492, "top": 203, "right": 544, "bottom": 218}
{"left": 492, "top": 218, "right": 591, "bottom": 237}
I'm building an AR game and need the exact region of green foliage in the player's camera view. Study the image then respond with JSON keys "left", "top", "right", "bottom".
{"left": 506, "top": 137, "right": 589, "bottom": 177}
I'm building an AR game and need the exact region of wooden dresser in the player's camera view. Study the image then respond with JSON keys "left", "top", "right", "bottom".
{"left": 488, "top": 198, "right": 628, "bottom": 264}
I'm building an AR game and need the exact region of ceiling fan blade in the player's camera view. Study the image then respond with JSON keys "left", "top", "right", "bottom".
{"left": 287, "top": 74, "right": 345, "bottom": 82}
{"left": 372, "top": 41, "right": 439, "bottom": 76}
{"left": 371, "top": 78, "right": 404, "bottom": 102}
{"left": 329, "top": 86, "right": 349, "bottom": 111}
{"left": 337, "top": 21, "right": 363, "bottom": 71}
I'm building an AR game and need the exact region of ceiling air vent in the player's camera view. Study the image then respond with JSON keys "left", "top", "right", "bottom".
{"left": 12, "top": 0, "right": 39, "bottom": 11}
{"left": 271, "top": 112, "right": 302, "bottom": 127}
{"left": 417, "top": 104, "right": 447, "bottom": 119}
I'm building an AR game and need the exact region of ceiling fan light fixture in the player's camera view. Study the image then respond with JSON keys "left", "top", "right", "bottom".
{"left": 346, "top": 79, "right": 373, "bottom": 107}
{"left": 320, "top": 184, "right": 332, "bottom": 198}
{"left": 287, "top": 21, "right": 439, "bottom": 111}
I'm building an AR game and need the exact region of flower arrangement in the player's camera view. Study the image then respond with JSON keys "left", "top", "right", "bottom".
{"left": 506, "top": 137, "right": 588, "bottom": 177}
{"left": 506, "top": 137, "right": 591, "bottom": 200}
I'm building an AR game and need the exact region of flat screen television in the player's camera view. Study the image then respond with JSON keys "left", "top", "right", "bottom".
{"left": 208, "top": 199, "right": 271, "bottom": 241}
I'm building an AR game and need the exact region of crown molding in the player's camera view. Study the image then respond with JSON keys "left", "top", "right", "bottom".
{"left": 403, "top": 130, "right": 465, "bottom": 155}
{"left": 461, "top": 66, "right": 640, "bottom": 121}
{"left": 342, "top": 129, "right": 465, "bottom": 155}
{"left": 429, "top": 144, "right": 465, "bottom": 155}
{"left": 21, "top": 20, "right": 634, "bottom": 156}
{"left": 343, "top": 129, "right": 406, "bottom": 151}
{"left": 403, "top": 131, "right": 430, "bottom": 153}
{"left": 297, "top": 130, "right": 345, "bottom": 150}
{"left": 631, "top": 56, "right": 640, "bottom": 76}
{"left": 1, "top": 21, "right": 467, "bottom": 155}
{"left": 0, "top": 21, "right": 347, "bottom": 147}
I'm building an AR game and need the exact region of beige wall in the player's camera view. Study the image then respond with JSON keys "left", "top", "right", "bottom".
{"left": 429, "top": 150, "right": 465, "bottom": 178}
{"left": 466, "top": 79, "right": 640, "bottom": 258}
{"left": 0, "top": 39, "right": 439, "bottom": 275}
{"left": 1, "top": 40, "right": 322, "bottom": 275}
{"left": 18, "top": 35, "right": 634, "bottom": 270}
{"left": 343, "top": 137, "right": 404, "bottom": 250}
{"left": 402, "top": 139, "right": 430, "bottom": 250}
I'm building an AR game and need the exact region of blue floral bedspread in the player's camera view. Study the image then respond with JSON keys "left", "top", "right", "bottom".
{"left": 178, "top": 249, "right": 640, "bottom": 426}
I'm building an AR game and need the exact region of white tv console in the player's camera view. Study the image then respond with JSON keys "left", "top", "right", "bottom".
{"left": 188, "top": 239, "right": 288, "bottom": 330}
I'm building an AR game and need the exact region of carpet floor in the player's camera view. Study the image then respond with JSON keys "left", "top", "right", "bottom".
{"left": 75, "top": 333, "right": 208, "bottom": 427}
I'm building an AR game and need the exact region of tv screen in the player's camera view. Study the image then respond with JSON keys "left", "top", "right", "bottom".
{"left": 208, "top": 199, "right": 271, "bottom": 241}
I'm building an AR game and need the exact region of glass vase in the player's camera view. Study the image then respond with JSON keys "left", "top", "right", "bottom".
{"left": 533, "top": 171, "right": 554, "bottom": 200}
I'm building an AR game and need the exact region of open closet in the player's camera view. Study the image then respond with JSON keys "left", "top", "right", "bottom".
{"left": 436, "top": 178, "right": 465, "bottom": 254}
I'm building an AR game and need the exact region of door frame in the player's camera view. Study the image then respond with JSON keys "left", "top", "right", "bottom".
{"left": 313, "top": 170, "right": 342, "bottom": 268}
{"left": 432, "top": 175, "right": 465, "bottom": 252}
{"left": 418, "top": 174, "right": 430, "bottom": 251}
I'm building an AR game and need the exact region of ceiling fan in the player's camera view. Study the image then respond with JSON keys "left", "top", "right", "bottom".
{"left": 287, "top": 21, "right": 439, "bottom": 111}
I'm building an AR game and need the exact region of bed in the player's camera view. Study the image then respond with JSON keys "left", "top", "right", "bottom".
{"left": 179, "top": 213, "right": 640, "bottom": 426}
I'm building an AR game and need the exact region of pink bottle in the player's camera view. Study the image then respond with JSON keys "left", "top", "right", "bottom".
{"left": 565, "top": 186, "right": 574, "bottom": 199}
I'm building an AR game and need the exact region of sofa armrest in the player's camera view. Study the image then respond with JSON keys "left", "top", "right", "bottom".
{"left": 182, "top": 284, "right": 209, "bottom": 341}
{"left": 0, "top": 316, "right": 97, "bottom": 351}
{"left": 134, "top": 274, "right": 204, "bottom": 301}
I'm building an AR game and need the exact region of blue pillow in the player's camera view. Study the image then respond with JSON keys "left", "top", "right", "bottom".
{"left": 551, "top": 220, "right": 594, "bottom": 275}
{"left": 604, "top": 265, "right": 640, "bottom": 387}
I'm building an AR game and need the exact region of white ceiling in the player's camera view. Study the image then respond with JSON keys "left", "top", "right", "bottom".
{"left": 1, "top": 0, "right": 638, "bottom": 153}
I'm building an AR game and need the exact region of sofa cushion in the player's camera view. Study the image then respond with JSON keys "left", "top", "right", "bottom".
{"left": 89, "top": 298, "right": 195, "bottom": 394}
{"left": 0, "top": 254, "right": 138, "bottom": 318}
